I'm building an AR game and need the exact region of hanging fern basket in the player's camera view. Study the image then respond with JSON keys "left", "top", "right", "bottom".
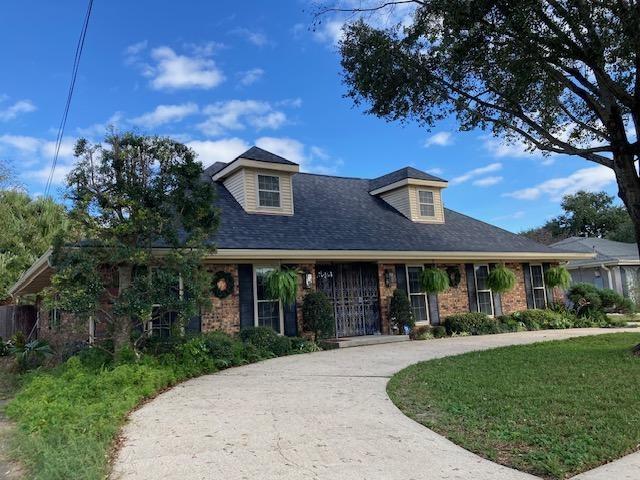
{"left": 544, "top": 266, "right": 572, "bottom": 289}
{"left": 420, "top": 267, "right": 449, "bottom": 294}
{"left": 265, "top": 268, "right": 298, "bottom": 306}
{"left": 487, "top": 265, "right": 516, "bottom": 293}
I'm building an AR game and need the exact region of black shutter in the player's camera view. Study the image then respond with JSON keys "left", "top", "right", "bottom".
{"left": 489, "top": 263, "right": 502, "bottom": 316}
{"left": 542, "top": 263, "right": 554, "bottom": 306}
{"left": 522, "top": 263, "right": 535, "bottom": 309}
{"left": 423, "top": 264, "right": 441, "bottom": 325}
{"left": 395, "top": 264, "right": 408, "bottom": 293}
{"left": 465, "top": 264, "right": 478, "bottom": 312}
{"left": 238, "top": 264, "right": 254, "bottom": 329}
{"left": 185, "top": 310, "right": 201, "bottom": 334}
{"left": 621, "top": 267, "right": 629, "bottom": 298}
{"left": 282, "top": 264, "right": 298, "bottom": 337}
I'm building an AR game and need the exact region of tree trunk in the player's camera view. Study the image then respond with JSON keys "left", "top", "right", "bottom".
{"left": 113, "top": 264, "right": 133, "bottom": 353}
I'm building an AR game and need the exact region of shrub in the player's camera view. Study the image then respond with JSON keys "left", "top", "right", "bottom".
{"left": 409, "top": 325, "right": 433, "bottom": 340}
{"left": 443, "top": 312, "right": 498, "bottom": 335}
{"left": 599, "top": 289, "right": 635, "bottom": 314}
{"left": 432, "top": 325, "right": 447, "bottom": 338}
{"left": 239, "top": 326, "right": 292, "bottom": 356}
{"left": 420, "top": 268, "right": 449, "bottom": 294}
{"left": 567, "top": 283, "right": 604, "bottom": 318}
{"left": 290, "top": 337, "right": 320, "bottom": 353}
{"left": 487, "top": 265, "right": 517, "bottom": 293}
{"left": 0, "top": 337, "right": 9, "bottom": 356}
{"left": 496, "top": 315, "right": 526, "bottom": 333}
{"left": 139, "top": 334, "right": 188, "bottom": 356}
{"left": 200, "top": 331, "right": 246, "bottom": 368}
{"left": 603, "top": 316, "right": 630, "bottom": 328}
{"left": 78, "top": 347, "right": 112, "bottom": 370}
{"left": 512, "top": 309, "right": 559, "bottom": 330}
{"left": 301, "top": 291, "right": 335, "bottom": 341}
{"left": 389, "top": 289, "right": 414, "bottom": 332}
{"left": 10, "top": 338, "right": 53, "bottom": 372}
{"left": 544, "top": 266, "right": 572, "bottom": 289}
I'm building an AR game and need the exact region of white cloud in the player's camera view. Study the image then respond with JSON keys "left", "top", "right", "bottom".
{"left": 232, "top": 28, "right": 269, "bottom": 46}
{"left": 188, "top": 138, "right": 251, "bottom": 167}
{"left": 473, "top": 175, "right": 503, "bottom": 187}
{"left": 239, "top": 68, "right": 264, "bottom": 86}
{"left": 131, "top": 45, "right": 225, "bottom": 91}
{"left": 482, "top": 136, "right": 539, "bottom": 158}
{"left": 424, "top": 132, "right": 453, "bottom": 147}
{"left": 426, "top": 167, "right": 444, "bottom": 175}
{"left": 198, "top": 100, "right": 287, "bottom": 136}
{"left": 0, "top": 99, "right": 36, "bottom": 122}
{"left": 504, "top": 165, "right": 615, "bottom": 201}
{"left": 493, "top": 210, "right": 525, "bottom": 221}
{"left": 0, "top": 135, "right": 77, "bottom": 185}
{"left": 76, "top": 112, "right": 123, "bottom": 137}
{"left": 130, "top": 103, "right": 199, "bottom": 128}
{"left": 255, "top": 136, "right": 343, "bottom": 174}
{"left": 450, "top": 163, "right": 502, "bottom": 185}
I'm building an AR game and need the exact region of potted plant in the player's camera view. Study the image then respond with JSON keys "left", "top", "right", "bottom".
{"left": 265, "top": 267, "right": 298, "bottom": 306}
{"left": 420, "top": 267, "right": 449, "bottom": 294}
{"left": 544, "top": 266, "right": 572, "bottom": 289}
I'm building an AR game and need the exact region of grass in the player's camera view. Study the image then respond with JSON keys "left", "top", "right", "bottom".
{"left": 387, "top": 333, "right": 640, "bottom": 479}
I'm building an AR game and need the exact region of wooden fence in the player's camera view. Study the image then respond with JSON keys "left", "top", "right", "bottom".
{"left": 0, "top": 305, "right": 37, "bottom": 340}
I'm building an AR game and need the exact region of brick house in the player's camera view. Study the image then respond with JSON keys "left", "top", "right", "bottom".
{"left": 10, "top": 146, "right": 590, "bottom": 347}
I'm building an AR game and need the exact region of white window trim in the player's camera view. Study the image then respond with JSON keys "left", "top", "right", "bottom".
{"left": 474, "top": 264, "right": 494, "bottom": 316}
{"left": 256, "top": 173, "right": 282, "bottom": 209}
{"left": 406, "top": 265, "right": 430, "bottom": 324}
{"left": 417, "top": 189, "right": 436, "bottom": 218}
{"left": 529, "top": 264, "right": 548, "bottom": 309}
{"left": 253, "top": 264, "right": 285, "bottom": 335}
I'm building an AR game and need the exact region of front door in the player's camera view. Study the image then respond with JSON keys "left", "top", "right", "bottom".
{"left": 316, "top": 263, "right": 380, "bottom": 337}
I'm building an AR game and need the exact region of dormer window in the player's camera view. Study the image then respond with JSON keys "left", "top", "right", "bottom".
{"left": 418, "top": 190, "right": 435, "bottom": 217}
{"left": 258, "top": 174, "right": 281, "bottom": 208}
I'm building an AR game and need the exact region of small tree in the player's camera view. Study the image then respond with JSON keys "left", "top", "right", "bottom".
{"left": 389, "top": 289, "right": 414, "bottom": 333}
{"left": 48, "top": 132, "right": 219, "bottom": 354}
{"left": 301, "top": 291, "right": 334, "bottom": 341}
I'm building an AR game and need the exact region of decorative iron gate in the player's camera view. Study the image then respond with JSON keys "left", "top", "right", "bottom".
{"left": 315, "top": 263, "right": 380, "bottom": 337}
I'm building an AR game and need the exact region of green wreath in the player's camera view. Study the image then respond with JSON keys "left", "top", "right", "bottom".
{"left": 446, "top": 266, "right": 462, "bottom": 288}
{"left": 211, "top": 271, "right": 235, "bottom": 299}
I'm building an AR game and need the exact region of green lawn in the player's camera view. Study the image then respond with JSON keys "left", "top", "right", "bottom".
{"left": 387, "top": 333, "right": 640, "bottom": 479}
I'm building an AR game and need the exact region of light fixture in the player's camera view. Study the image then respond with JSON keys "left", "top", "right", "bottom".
{"left": 384, "top": 269, "right": 395, "bottom": 288}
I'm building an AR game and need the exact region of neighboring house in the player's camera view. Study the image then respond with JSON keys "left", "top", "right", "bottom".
{"left": 10, "top": 146, "right": 590, "bottom": 347}
{"left": 551, "top": 236, "right": 640, "bottom": 302}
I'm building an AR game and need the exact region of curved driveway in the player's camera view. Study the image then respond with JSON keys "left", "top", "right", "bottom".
{"left": 112, "top": 329, "right": 640, "bottom": 480}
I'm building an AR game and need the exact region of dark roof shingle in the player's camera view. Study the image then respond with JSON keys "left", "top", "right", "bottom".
{"left": 369, "top": 166, "right": 447, "bottom": 191}
{"left": 236, "top": 146, "right": 298, "bottom": 165}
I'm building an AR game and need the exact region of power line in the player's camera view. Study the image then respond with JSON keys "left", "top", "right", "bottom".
{"left": 44, "top": 0, "right": 94, "bottom": 197}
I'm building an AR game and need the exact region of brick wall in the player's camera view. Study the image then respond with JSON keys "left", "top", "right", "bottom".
{"left": 201, "top": 264, "right": 240, "bottom": 335}
{"left": 500, "top": 263, "right": 528, "bottom": 314}
{"left": 37, "top": 301, "right": 89, "bottom": 351}
{"left": 437, "top": 264, "right": 470, "bottom": 318}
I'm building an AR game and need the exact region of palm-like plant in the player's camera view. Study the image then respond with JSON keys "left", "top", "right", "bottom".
{"left": 265, "top": 268, "right": 298, "bottom": 306}
{"left": 10, "top": 339, "right": 53, "bottom": 371}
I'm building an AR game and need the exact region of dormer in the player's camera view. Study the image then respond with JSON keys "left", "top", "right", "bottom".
{"left": 369, "top": 167, "right": 448, "bottom": 223}
{"left": 211, "top": 146, "right": 299, "bottom": 215}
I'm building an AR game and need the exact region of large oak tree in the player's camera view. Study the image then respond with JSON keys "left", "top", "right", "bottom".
{"left": 327, "top": 0, "right": 640, "bottom": 250}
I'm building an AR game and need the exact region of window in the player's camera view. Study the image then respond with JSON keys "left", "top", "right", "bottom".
{"left": 418, "top": 190, "right": 435, "bottom": 217}
{"left": 149, "top": 309, "right": 177, "bottom": 338}
{"left": 406, "top": 266, "right": 429, "bottom": 323}
{"left": 474, "top": 264, "right": 494, "bottom": 315}
{"left": 255, "top": 266, "right": 283, "bottom": 334}
{"left": 530, "top": 264, "right": 547, "bottom": 309}
{"left": 257, "top": 174, "right": 281, "bottom": 208}
{"left": 48, "top": 307, "right": 60, "bottom": 331}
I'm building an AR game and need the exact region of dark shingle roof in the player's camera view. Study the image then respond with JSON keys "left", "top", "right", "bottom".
{"left": 551, "top": 237, "right": 638, "bottom": 267}
{"left": 369, "top": 166, "right": 447, "bottom": 191}
{"left": 236, "top": 146, "right": 298, "bottom": 165}
{"left": 208, "top": 172, "right": 564, "bottom": 253}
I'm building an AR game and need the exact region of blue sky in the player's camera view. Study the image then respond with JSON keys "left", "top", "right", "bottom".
{"left": 0, "top": 0, "right": 617, "bottom": 232}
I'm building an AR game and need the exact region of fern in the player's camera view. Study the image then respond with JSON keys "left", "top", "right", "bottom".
{"left": 420, "top": 268, "right": 449, "bottom": 294}
{"left": 544, "top": 266, "right": 571, "bottom": 289}
{"left": 265, "top": 268, "right": 298, "bottom": 306}
{"left": 487, "top": 265, "right": 516, "bottom": 293}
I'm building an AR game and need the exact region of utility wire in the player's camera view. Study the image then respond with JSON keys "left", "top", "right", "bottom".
{"left": 44, "top": 0, "right": 94, "bottom": 197}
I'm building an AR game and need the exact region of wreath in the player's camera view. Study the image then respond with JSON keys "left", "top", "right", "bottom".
{"left": 211, "top": 271, "right": 235, "bottom": 299}
{"left": 446, "top": 266, "right": 461, "bottom": 288}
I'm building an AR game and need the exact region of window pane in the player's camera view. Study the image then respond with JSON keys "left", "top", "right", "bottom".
{"left": 475, "top": 265, "right": 490, "bottom": 290}
{"left": 533, "top": 288, "right": 546, "bottom": 309}
{"left": 258, "top": 190, "right": 281, "bottom": 207}
{"left": 477, "top": 291, "right": 493, "bottom": 315}
{"left": 255, "top": 267, "right": 274, "bottom": 300}
{"left": 420, "top": 203, "right": 435, "bottom": 217}
{"left": 531, "top": 265, "right": 544, "bottom": 288}
{"left": 257, "top": 300, "right": 281, "bottom": 333}
{"left": 407, "top": 267, "right": 422, "bottom": 294}
{"left": 410, "top": 295, "right": 428, "bottom": 322}
{"left": 258, "top": 175, "right": 279, "bottom": 191}
{"left": 418, "top": 190, "right": 433, "bottom": 203}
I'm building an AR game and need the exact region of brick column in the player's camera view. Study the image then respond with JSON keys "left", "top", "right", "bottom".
{"left": 377, "top": 264, "right": 397, "bottom": 334}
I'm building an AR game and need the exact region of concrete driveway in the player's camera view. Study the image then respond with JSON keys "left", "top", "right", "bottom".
{"left": 111, "top": 329, "right": 640, "bottom": 480}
